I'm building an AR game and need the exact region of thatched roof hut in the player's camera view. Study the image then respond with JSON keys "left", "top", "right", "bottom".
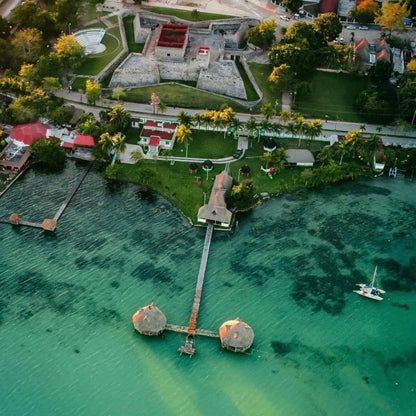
{"left": 202, "top": 160, "right": 213, "bottom": 171}
{"left": 189, "top": 162, "right": 198, "bottom": 173}
{"left": 42, "top": 218, "right": 57, "bottom": 232}
{"left": 132, "top": 302, "right": 167, "bottom": 336}
{"left": 240, "top": 165, "right": 251, "bottom": 177}
{"left": 9, "top": 213, "right": 21, "bottom": 224}
{"left": 264, "top": 138, "right": 276, "bottom": 152}
{"left": 219, "top": 318, "right": 254, "bottom": 352}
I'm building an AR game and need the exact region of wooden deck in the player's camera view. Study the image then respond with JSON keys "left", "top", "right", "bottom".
{"left": 166, "top": 324, "right": 219, "bottom": 338}
{"left": 178, "top": 223, "right": 214, "bottom": 355}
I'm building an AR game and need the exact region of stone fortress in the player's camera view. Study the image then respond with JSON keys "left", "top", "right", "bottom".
{"left": 109, "top": 12, "right": 261, "bottom": 100}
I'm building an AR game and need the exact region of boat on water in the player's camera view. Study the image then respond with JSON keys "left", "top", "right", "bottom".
{"left": 354, "top": 266, "right": 385, "bottom": 301}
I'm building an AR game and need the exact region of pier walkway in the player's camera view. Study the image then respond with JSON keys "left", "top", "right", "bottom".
{"left": 0, "top": 162, "right": 92, "bottom": 231}
{"left": 178, "top": 223, "right": 214, "bottom": 356}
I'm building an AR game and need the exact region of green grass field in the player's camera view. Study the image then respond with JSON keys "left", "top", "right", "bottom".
{"left": 123, "top": 16, "right": 144, "bottom": 53}
{"left": 294, "top": 71, "right": 370, "bottom": 122}
{"left": 249, "top": 63, "right": 280, "bottom": 112}
{"left": 235, "top": 58, "right": 259, "bottom": 102}
{"left": 76, "top": 27, "right": 123, "bottom": 76}
{"left": 142, "top": 6, "right": 234, "bottom": 21}
{"left": 125, "top": 85, "right": 247, "bottom": 112}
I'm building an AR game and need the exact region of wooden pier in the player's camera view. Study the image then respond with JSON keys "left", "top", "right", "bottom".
{"left": 165, "top": 324, "right": 219, "bottom": 338}
{"left": 0, "top": 162, "right": 91, "bottom": 231}
{"left": 178, "top": 223, "right": 214, "bottom": 356}
{"left": 54, "top": 163, "right": 92, "bottom": 221}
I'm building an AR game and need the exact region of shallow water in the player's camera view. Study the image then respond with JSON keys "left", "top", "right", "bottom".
{"left": 0, "top": 162, "right": 415, "bottom": 416}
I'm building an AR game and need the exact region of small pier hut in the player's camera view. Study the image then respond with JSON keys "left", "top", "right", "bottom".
{"left": 132, "top": 303, "right": 167, "bottom": 336}
{"left": 219, "top": 318, "right": 254, "bottom": 353}
{"left": 197, "top": 170, "right": 233, "bottom": 228}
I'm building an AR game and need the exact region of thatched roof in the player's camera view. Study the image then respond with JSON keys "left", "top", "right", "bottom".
{"left": 132, "top": 302, "right": 167, "bottom": 335}
{"left": 42, "top": 218, "right": 57, "bottom": 232}
{"left": 197, "top": 170, "right": 233, "bottom": 225}
{"left": 219, "top": 318, "right": 254, "bottom": 352}
{"left": 9, "top": 213, "right": 21, "bottom": 224}
{"left": 240, "top": 164, "right": 251, "bottom": 174}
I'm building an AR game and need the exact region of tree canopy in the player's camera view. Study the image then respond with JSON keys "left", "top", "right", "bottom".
{"left": 375, "top": 2, "right": 409, "bottom": 34}
{"left": 281, "top": 0, "right": 303, "bottom": 13}
{"left": 312, "top": 13, "right": 342, "bottom": 42}
{"left": 29, "top": 137, "right": 67, "bottom": 171}
{"left": 245, "top": 20, "right": 277, "bottom": 49}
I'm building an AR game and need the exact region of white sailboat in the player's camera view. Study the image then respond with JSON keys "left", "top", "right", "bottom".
{"left": 354, "top": 266, "right": 385, "bottom": 301}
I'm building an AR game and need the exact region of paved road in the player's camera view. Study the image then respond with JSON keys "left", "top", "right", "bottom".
{"left": 56, "top": 90, "right": 416, "bottom": 148}
{"left": 0, "top": 0, "right": 21, "bottom": 18}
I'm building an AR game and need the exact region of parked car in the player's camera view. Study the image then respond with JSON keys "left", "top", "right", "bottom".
{"left": 279, "top": 15, "right": 290, "bottom": 21}
{"left": 346, "top": 25, "right": 356, "bottom": 30}
{"left": 233, "top": 149, "right": 243, "bottom": 159}
{"left": 334, "top": 37, "right": 344, "bottom": 44}
{"left": 359, "top": 26, "right": 369, "bottom": 30}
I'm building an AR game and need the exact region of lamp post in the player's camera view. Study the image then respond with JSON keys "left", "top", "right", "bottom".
{"left": 203, "top": 192, "right": 207, "bottom": 205}
{"left": 68, "top": 23, "right": 71, "bottom": 34}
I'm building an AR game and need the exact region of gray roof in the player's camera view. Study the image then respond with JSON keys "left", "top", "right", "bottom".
{"left": 198, "top": 170, "right": 233, "bottom": 224}
{"left": 285, "top": 149, "right": 315, "bottom": 164}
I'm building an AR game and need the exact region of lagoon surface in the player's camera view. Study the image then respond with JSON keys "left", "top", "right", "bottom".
{"left": 0, "top": 161, "right": 415, "bottom": 416}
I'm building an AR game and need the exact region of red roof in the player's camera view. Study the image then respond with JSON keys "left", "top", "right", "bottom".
{"left": 319, "top": 0, "right": 339, "bottom": 13}
{"left": 74, "top": 134, "right": 95, "bottom": 147}
{"left": 10, "top": 122, "right": 49, "bottom": 145}
{"left": 62, "top": 142, "right": 74, "bottom": 149}
{"left": 163, "top": 123, "right": 177, "bottom": 130}
{"left": 149, "top": 136, "right": 160, "bottom": 147}
{"left": 144, "top": 120, "right": 159, "bottom": 128}
{"left": 156, "top": 23, "right": 188, "bottom": 48}
{"left": 141, "top": 128, "right": 174, "bottom": 141}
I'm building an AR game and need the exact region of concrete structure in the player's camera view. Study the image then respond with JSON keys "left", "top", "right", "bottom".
{"left": 109, "top": 13, "right": 257, "bottom": 100}
{"left": 285, "top": 149, "right": 315, "bottom": 166}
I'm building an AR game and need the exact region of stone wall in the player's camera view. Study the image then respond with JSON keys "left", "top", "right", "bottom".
{"left": 197, "top": 61, "right": 247, "bottom": 100}
{"left": 158, "top": 62, "right": 200, "bottom": 81}
{"left": 133, "top": 14, "right": 150, "bottom": 43}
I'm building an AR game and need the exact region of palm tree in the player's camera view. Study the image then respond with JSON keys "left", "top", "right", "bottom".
{"left": 285, "top": 121, "right": 297, "bottom": 138}
{"left": 345, "top": 129, "right": 363, "bottom": 158}
{"left": 261, "top": 102, "right": 276, "bottom": 122}
{"left": 98, "top": 132, "right": 114, "bottom": 160}
{"left": 337, "top": 140, "right": 350, "bottom": 165}
{"left": 176, "top": 124, "right": 193, "bottom": 157}
{"left": 176, "top": 110, "right": 193, "bottom": 128}
{"left": 111, "top": 133, "right": 127, "bottom": 165}
{"left": 271, "top": 122, "right": 284, "bottom": 136}
{"left": 261, "top": 151, "right": 273, "bottom": 169}
{"left": 317, "top": 145, "right": 334, "bottom": 166}
{"left": 307, "top": 119, "right": 323, "bottom": 141}
{"left": 259, "top": 119, "right": 271, "bottom": 141}
{"left": 229, "top": 117, "right": 244, "bottom": 138}
{"left": 279, "top": 110, "right": 291, "bottom": 125}
{"left": 158, "top": 101, "right": 167, "bottom": 114}
{"left": 245, "top": 116, "right": 258, "bottom": 141}
{"left": 193, "top": 112, "right": 204, "bottom": 130}
{"left": 107, "top": 105, "right": 131, "bottom": 134}
{"left": 271, "top": 147, "right": 287, "bottom": 172}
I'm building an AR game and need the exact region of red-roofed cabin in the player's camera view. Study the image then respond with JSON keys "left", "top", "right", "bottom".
{"left": 74, "top": 135, "right": 95, "bottom": 147}
{"left": 10, "top": 122, "right": 49, "bottom": 145}
{"left": 198, "top": 46, "right": 210, "bottom": 55}
{"left": 139, "top": 120, "right": 177, "bottom": 156}
{"left": 319, "top": 0, "right": 339, "bottom": 13}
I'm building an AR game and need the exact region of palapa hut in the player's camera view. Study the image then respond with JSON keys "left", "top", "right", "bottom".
{"left": 42, "top": 218, "right": 57, "bottom": 232}
{"left": 132, "top": 302, "right": 167, "bottom": 336}
{"left": 9, "top": 213, "right": 21, "bottom": 224}
{"left": 240, "top": 165, "right": 251, "bottom": 177}
{"left": 189, "top": 162, "right": 198, "bottom": 174}
{"left": 264, "top": 138, "right": 276, "bottom": 152}
{"left": 197, "top": 170, "right": 233, "bottom": 227}
{"left": 202, "top": 160, "right": 213, "bottom": 171}
{"left": 219, "top": 318, "right": 254, "bottom": 353}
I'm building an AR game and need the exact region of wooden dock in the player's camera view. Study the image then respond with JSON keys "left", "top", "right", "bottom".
{"left": 178, "top": 223, "right": 214, "bottom": 356}
{"left": 54, "top": 163, "right": 92, "bottom": 221}
{"left": 166, "top": 324, "right": 219, "bottom": 338}
{"left": 0, "top": 162, "right": 92, "bottom": 231}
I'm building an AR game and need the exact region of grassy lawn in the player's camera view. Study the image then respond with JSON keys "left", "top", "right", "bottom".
{"left": 76, "top": 27, "right": 123, "bottom": 76}
{"left": 117, "top": 161, "right": 227, "bottom": 223}
{"left": 71, "top": 77, "right": 91, "bottom": 91}
{"left": 78, "top": 1, "right": 107, "bottom": 26}
{"left": 142, "top": 7, "right": 234, "bottom": 21}
{"left": 126, "top": 126, "right": 140, "bottom": 144}
{"left": 123, "top": 16, "right": 145, "bottom": 53}
{"left": 235, "top": 57, "right": 259, "bottom": 102}
{"left": 294, "top": 71, "right": 370, "bottom": 122}
{"left": 169, "top": 130, "right": 237, "bottom": 158}
{"left": 125, "top": 85, "right": 248, "bottom": 112}
{"left": 249, "top": 63, "right": 279, "bottom": 112}
{"left": 106, "top": 15, "right": 119, "bottom": 26}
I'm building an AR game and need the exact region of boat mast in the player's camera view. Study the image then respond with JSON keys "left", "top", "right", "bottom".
{"left": 371, "top": 266, "right": 378, "bottom": 286}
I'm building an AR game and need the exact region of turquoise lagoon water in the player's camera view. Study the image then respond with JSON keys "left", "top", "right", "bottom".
{"left": 0, "top": 161, "right": 415, "bottom": 416}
